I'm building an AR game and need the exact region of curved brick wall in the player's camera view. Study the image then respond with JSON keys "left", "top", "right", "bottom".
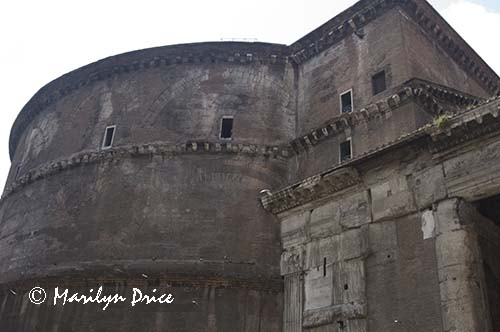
{"left": 0, "top": 42, "right": 292, "bottom": 331}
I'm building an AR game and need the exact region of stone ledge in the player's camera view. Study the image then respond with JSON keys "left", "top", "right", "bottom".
{"left": 262, "top": 98, "right": 500, "bottom": 215}
{"left": 288, "top": 79, "right": 479, "bottom": 154}
{"left": 430, "top": 97, "right": 500, "bottom": 152}
{"left": 290, "top": 86, "right": 417, "bottom": 153}
{"left": 2, "top": 141, "right": 289, "bottom": 201}
{"left": 415, "top": 79, "right": 483, "bottom": 107}
{"left": 290, "top": 0, "right": 397, "bottom": 64}
{"left": 260, "top": 167, "right": 361, "bottom": 214}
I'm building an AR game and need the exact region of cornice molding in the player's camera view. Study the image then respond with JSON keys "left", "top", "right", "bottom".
{"left": 289, "top": 0, "right": 499, "bottom": 94}
{"left": 260, "top": 167, "right": 362, "bottom": 214}
{"left": 399, "top": 0, "right": 499, "bottom": 95}
{"left": 260, "top": 97, "right": 500, "bottom": 214}
{"left": 289, "top": 86, "right": 415, "bottom": 153}
{"left": 288, "top": 80, "right": 481, "bottom": 155}
{"left": 410, "top": 78, "right": 483, "bottom": 107}
{"left": 430, "top": 97, "right": 500, "bottom": 152}
{"left": 289, "top": 0, "right": 398, "bottom": 64}
{"left": 2, "top": 141, "right": 289, "bottom": 201}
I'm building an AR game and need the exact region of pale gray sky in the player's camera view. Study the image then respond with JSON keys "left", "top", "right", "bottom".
{"left": 0, "top": 0, "right": 499, "bottom": 191}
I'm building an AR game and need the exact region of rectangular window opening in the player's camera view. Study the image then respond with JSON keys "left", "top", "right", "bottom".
{"left": 323, "top": 257, "right": 327, "bottom": 277}
{"left": 102, "top": 125, "right": 116, "bottom": 149}
{"left": 340, "top": 138, "right": 352, "bottom": 162}
{"left": 340, "top": 90, "right": 353, "bottom": 113}
{"left": 220, "top": 117, "right": 233, "bottom": 140}
{"left": 372, "top": 70, "right": 387, "bottom": 95}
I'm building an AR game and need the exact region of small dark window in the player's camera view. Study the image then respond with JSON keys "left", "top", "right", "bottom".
{"left": 372, "top": 71, "right": 386, "bottom": 95}
{"left": 220, "top": 117, "right": 233, "bottom": 139}
{"left": 102, "top": 125, "right": 116, "bottom": 149}
{"left": 340, "top": 139, "right": 352, "bottom": 162}
{"left": 323, "top": 257, "right": 327, "bottom": 277}
{"left": 340, "top": 90, "right": 353, "bottom": 113}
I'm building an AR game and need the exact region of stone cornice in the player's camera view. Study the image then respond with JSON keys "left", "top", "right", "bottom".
{"left": 260, "top": 97, "right": 500, "bottom": 214}
{"left": 288, "top": 80, "right": 481, "bottom": 154}
{"left": 400, "top": 0, "right": 500, "bottom": 96}
{"left": 290, "top": 0, "right": 499, "bottom": 95}
{"left": 289, "top": 0, "right": 398, "bottom": 63}
{"left": 430, "top": 97, "right": 500, "bottom": 152}
{"left": 259, "top": 122, "right": 430, "bottom": 214}
{"left": 260, "top": 167, "right": 362, "bottom": 214}
{"left": 410, "top": 78, "right": 484, "bottom": 107}
{"left": 2, "top": 141, "right": 290, "bottom": 201}
{"left": 289, "top": 86, "right": 416, "bottom": 153}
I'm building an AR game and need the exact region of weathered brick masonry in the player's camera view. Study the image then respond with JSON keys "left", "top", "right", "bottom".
{"left": 1, "top": 0, "right": 499, "bottom": 331}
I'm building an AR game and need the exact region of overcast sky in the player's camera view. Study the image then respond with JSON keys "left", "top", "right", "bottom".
{"left": 0, "top": 0, "right": 499, "bottom": 191}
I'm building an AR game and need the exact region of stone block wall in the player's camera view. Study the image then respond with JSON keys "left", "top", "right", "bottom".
{"left": 272, "top": 100, "right": 500, "bottom": 331}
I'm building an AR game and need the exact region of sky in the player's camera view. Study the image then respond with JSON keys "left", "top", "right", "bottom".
{"left": 0, "top": 0, "right": 499, "bottom": 191}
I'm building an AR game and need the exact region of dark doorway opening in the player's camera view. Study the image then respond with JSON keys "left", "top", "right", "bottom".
{"left": 476, "top": 194, "right": 500, "bottom": 331}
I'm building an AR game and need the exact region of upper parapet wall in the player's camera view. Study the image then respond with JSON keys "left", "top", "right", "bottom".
{"left": 289, "top": 0, "right": 500, "bottom": 96}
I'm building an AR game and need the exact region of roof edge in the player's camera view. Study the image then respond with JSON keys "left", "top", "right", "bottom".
{"left": 289, "top": 0, "right": 499, "bottom": 94}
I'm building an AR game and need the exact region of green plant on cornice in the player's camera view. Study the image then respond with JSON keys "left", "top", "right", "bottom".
{"left": 434, "top": 114, "right": 451, "bottom": 129}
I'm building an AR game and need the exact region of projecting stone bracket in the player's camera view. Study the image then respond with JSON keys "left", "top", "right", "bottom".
{"left": 260, "top": 167, "right": 361, "bottom": 214}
